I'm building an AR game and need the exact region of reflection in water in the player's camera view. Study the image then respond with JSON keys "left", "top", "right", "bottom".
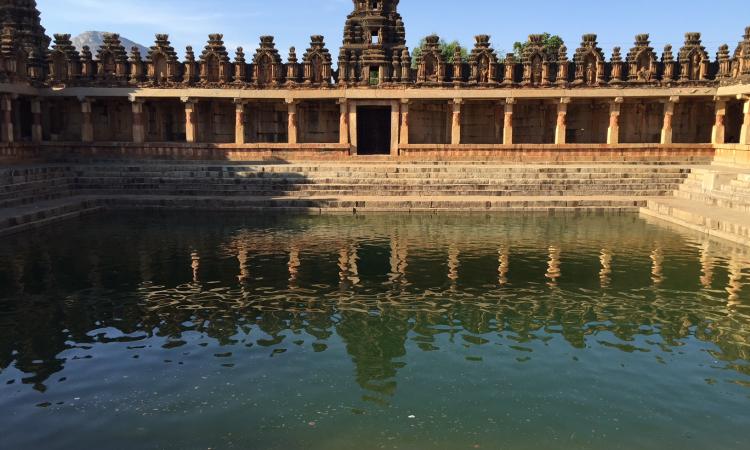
{"left": 0, "top": 212, "right": 749, "bottom": 450}
{"left": 498, "top": 246, "right": 509, "bottom": 286}
{"left": 600, "top": 248, "right": 612, "bottom": 288}
{"left": 651, "top": 247, "right": 664, "bottom": 286}
{"left": 546, "top": 245, "right": 561, "bottom": 286}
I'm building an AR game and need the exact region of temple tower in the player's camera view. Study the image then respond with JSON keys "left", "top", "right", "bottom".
{"left": 0, "top": 0, "right": 49, "bottom": 56}
{"left": 338, "top": 0, "right": 408, "bottom": 85}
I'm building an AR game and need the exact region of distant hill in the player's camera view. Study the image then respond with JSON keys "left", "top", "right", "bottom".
{"left": 71, "top": 31, "right": 149, "bottom": 56}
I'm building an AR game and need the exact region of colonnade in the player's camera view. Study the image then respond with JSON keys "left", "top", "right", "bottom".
{"left": 1, "top": 93, "right": 749, "bottom": 148}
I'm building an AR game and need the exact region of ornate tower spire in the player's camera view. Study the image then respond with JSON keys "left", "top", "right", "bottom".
{"left": 339, "top": 0, "right": 408, "bottom": 85}
{"left": 0, "top": 0, "right": 49, "bottom": 53}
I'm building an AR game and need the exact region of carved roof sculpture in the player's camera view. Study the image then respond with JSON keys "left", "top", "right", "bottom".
{"left": 573, "top": 34, "right": 605, "bottom": 86}
{"left": 733, "top": 26, "right": 750, "bottom": 78}
{"left": 716, "top": 44, "right": 732, "bottom": 80}
{"left": 252, "top": 35, "right": 283, "bottom": 86}
{"left": 609, "top": 46, "right": 624, "bottom": 84}
{"left": 678, "top": 32, "right": 710, "bottom": 82}
{"left": 286, "top": 46, "right": 299, "bottom": 84}
{"left": 468, "top": 35, "right": 498, "bottom": 85}
{"left": 0, "top": 0, "right": 49, "bottom": 69}
{"left": 302, "top": 35, "right": 333, "bottom": 85}
{"left": 47, "top": 33, "right": 79, "bottom": 83}
{"left": 555, "top": 44, "right": 570, "bottom": 86}
{"left": 662, "top": 44, "right": 676, "bottom": 82}
{"left": 521, "top": 34, "right": 554, "bottom": 86}
{"left": 95, "top": 33, "right": 128, "bottom": 82}
{"left": 627, "top": 34, "right": 658, "bottom": 82}
{"left": 128, "top": 46, "right": 144, "bottom": 84}
{"left": 199, "top": 33, "right": 231, "bottom": 84}
{"left": 147, "top": 34, "right": 179, "bottom": 84}
{"left": 415, "top": 34, "right": 446, "bottom": 84}
{"left": 182, "top": 45, "right": 198, "bottom": 85}
{"left": 233, "top": 47, "right": 247, "bottom": 83}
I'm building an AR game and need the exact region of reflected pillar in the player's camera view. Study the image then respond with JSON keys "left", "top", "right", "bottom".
{"left": 711, "top": 98, "right": 727, "bottom": 145}
{"left": 651, "top": 248, "right": 663, "bottom": 286}
{"left": 546, "top": 246, "right": 561, "bottom": 285}
{"left": 699, "top": 242, "right": 714, "bottom": 289}
{"left": 498, "top": 246, "right": 509, "bottom": 286}
{"left": 600, "top": 249, "right": 612, "bottom": 288}
{"left": 191, "top": 250, "right": 200, "bottom": 283}
{"left": 288, "top": 245, "right": 300, "bottom": 289}
{"left": 448, "top": 244, "right": 460, "bottom": 288}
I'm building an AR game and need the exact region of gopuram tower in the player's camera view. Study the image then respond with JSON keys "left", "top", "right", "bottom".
{"left": 0, "top": 0, "right": 49, "bottom": 82}
{"left": 338, "top": 0, "right": 409, "bottom": 86}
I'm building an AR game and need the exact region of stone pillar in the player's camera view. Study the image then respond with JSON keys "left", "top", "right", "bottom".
{"left": 80, "top": 97, "right": 93, "bottom": 143}
{"left": 711, "top": 98, "right": 727, "bottom": 145}
{"left": 399, "top": 99, "right": 409, "bottom": 145}
{"left": 31, "top": 98, "right": 43, "bottom": 143}
{"left": 234, "top": 99, "right": 246, "bottom": 145}
{"left": 390, "top": 100, "right": 400, "bottom": 156}
{"left": 338, "top": 99, "right": 349, "bottom": 145}
{"left": 607, "top": 97, "right": 623, "bottom": 145}
{"left": 555, "top": 98, "right": 570, "bottom": 145}
{"left": 1, "top": 95, "right": 13, "bottom": 143}
{"left": 130, "top": 99, "right": 145, "bottom": 144}
{"left": 503, "top": 98, "right": 515, "bottom": 145}
{"left": 661, "top": 96, "right": 678, "bottom": 145}
{"left": 182, "top": 98, "right": 197, "bottom": 143}
{"left": 286, "top": 99, "right": 297, "bottom": 144}
{"left": 349, "top": 102, "right": 358, "bottom": 155}
{"left": 451, "top": 99, "right": 462, "bottom": 145}
{"left": 741, "top": 97, "right": 750, "bottom": 145}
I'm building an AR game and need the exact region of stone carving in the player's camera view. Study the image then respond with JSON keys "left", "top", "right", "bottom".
{"left": 610, "top": 47, "right": 624, "bottom": 83}
{"left": 199, "top": 33, "right": 230, "bottom": 84}
{"left": 286, "top": 47, "right": 299, "bottom": 84}
{"left": 47, "top": 33, "right": 79, "bottom": 83}
{"left": 233, "top": 47, "right": 247, "bottom": 83}
{"left": 555, "top": 45, "right": 569, "bottom": 86}
{"left": 182, "top": 46, "right": 197, "bottom": 85}
{"left": 501, "top": 53, "right": 516, "bottom": 86}
{"left": 302, "top": 35, "right": 332, "bottom": 85}
{"left": 468, "top": 35, "right": 498, "bottom": 85}
{"left": 662, "top": 44, "right": 676, "bottom": 82}
{"left": 678, "top": 32, "right": 709, "bottom": 82}
{"left": 627, "top": 34, "right": 657, "bottom": 82}
{"left": 573, "top": 34, "right": 605, "bottom": 86}
{"left": 716, "top": 44, "right": 731, "bottom": 80}
{"left": 732, "top": 26, "right": 750, "bottom": 79}
{"left": 521, "top": 34, "right": 553, "bottom": 86}
{"left": 416, "top": 35, "right": 446, "bottom": 84}
{"left": 95, "top": 33, "right": 128, "bottom": 83}
{"left": 147, "top": 34, "right": 179, "bottom": 84}
{"left": 128, "top": 46, "right": 144, "bottom": 85}
{"left": 252, "top": 36, "right": 282, "bottom": 86}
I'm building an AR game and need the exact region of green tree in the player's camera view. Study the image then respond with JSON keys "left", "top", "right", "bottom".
{"left": 411, "top": 37, "right": 468, "bottom": 69}
{"left": 512, "top": 33, "right": 564, "bottom": 60}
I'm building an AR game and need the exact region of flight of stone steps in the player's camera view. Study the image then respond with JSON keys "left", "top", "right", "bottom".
{"left": 641, "top": 167, "right": 750, "bottom": 246}
{"left": 0, "top": 161, "right": 703, "bottom": 237}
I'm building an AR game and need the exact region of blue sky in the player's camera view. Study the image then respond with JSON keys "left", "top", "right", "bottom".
{"left": 36, "top": 0, "right": 750, "bottom": 58}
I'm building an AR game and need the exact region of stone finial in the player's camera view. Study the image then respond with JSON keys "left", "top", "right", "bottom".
{"left": 288, "top": 46, "right": 297, "bottom": 63}
{"left": 185, "top": 46, "right": 195, "bottom": 62}
{"left": 611, "top": 46, "right": 622, "bottom": 62}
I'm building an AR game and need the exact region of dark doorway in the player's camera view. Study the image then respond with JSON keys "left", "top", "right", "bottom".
{"left": 357, "top": 106, "right": 391, "bottom": 155}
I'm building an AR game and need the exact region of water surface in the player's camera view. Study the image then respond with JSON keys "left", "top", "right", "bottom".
{"left": 0, "top": 212, "right": 749, "bottom": 449}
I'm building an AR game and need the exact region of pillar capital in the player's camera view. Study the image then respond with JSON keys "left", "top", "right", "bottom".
{"left": 285, "top": 98, "right": 297, "bottom": 105}
{"left": 559, "top": 97, "right": 571, "bottom": 104}
{"left": 400, "top": 98, "right": 410, "bottom": 105}
{"left": 180, "top": 96, "right": 197, "bottom": 105}
{"left": 505, "top": 97, "right": 516, "bottom": 105}
{"left": 233, "top": 98, "right": 248, "bottom": 106}
{"left": 452, "top": 98, "right": 463, "bottom": 105}
{"left": 667, "top": 96, "right": 680, "bottom": 104}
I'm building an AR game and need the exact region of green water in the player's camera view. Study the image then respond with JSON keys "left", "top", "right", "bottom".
{"left": 0, "top": 212, "right": 749, "bottom": 449}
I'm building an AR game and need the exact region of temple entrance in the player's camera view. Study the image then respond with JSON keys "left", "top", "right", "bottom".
{"left": 357, "top": 106, "right": 391, "bottom": 155}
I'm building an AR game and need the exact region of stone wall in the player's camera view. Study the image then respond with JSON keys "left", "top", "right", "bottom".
{"left": 461, "top": 101, "right": 501, "bottom": 144}
{"left": 514, "top": 101, "right": 556, "bottom": 144}
{"left": 298, "top": 101, "right": 339, "bottom": 144}
{"left": 409, "top": 101, "right": 450, "bottom": 144}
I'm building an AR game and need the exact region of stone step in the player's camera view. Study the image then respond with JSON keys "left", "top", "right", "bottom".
{"left": 0, "top": 197, "right": 103, "bottom": 237}
{"left": 673, "top": 189, "right": 750, "bottom": 213}
{"left": 641, "top": 198, "right": 750, "bottom": 246}
{"left": 0, "top": 191, "right": 75, "bottom": 209}
{"left": 78, "top": 188, "right": 675, "bottom": 198}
